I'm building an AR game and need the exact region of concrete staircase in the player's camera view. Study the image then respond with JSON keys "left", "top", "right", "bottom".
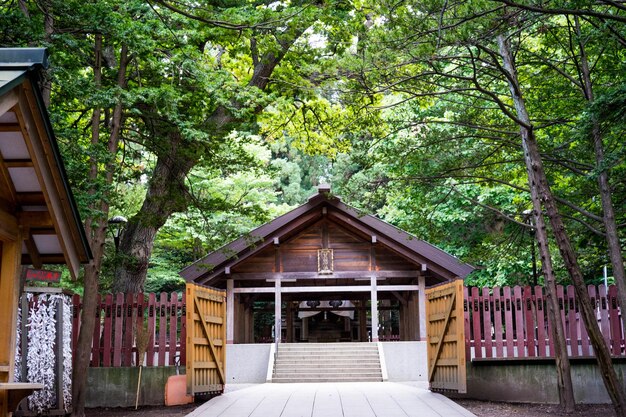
{"left": 271, "top": 343, "right": 384, "bottom": 383}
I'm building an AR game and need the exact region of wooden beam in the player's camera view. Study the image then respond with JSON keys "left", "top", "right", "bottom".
{"left": 0, "top": 208, "right": 18, "bottom": 241}
{"left": 233, "top": 285, "right": 420, "bottom": 294}
{"left": 16, "top": 192, "right": 46, "bottom": 205}
{"left": 0, "top": 123, "right": 20, "bottom": 132}
{"left": 23, "top": 230, "right": 42, "bottom": 269}
{"left": 0, "top": 156, "right": 18, "bottom": 208}
{"left": 4, "top": 160, "right": 33, "bottom": 168}
{"left": 230, "top": 270, "right": 420, "bottom": 280}
{"left": 17, "top": 211, "right": 53, "bottom": 229}
{"left": 327, "top": 210, "right": 456, "bottom": 280}
{"left": 16, "top": 90, "right": 81, "bottom": 278}
{"left": 0, "top": 89, "right": 18, "bottom": 118}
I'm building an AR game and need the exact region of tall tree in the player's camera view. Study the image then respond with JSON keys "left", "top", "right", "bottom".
{"left": 113, "top": 0, "right": 359, "bottom": 292}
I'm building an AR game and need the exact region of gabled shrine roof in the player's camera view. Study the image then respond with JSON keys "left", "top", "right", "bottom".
{"left": 180, "top": 186, "right": 474, "bottom": 286}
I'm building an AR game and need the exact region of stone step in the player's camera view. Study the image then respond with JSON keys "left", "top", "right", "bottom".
{"left": 272, "top": 343, "right": 383, "bottom": 383}
{"left": 274, "top": 358, "right": 380, "bottom": 366}
{"left": 272, "top": 376, "right": 382, "bottom": 383}
{"left": 276, "top": 354, "right": 380, "bottom": 361}
{"left": 274, "top": 368, "right": 381, "bottom": 375}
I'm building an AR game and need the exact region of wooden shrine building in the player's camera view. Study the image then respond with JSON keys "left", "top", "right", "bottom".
{"left": 0, "top": 48, "right": 91, "bottom": 415}
{"left": 182, "top": 185, "right": 473, "bottom": 345}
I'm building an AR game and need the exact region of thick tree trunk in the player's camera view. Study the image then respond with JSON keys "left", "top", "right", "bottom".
{"left": 574, "top": 16, "right": 626, "bottom": 322}
{"left": 113, "top": 132, "right": 199, "bottom": 293}
{"left": 497, "top": 34, "right": 626, "bottom": 416}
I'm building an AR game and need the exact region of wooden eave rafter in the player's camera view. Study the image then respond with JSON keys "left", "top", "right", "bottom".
{"left": 14, "top": 86, "right": 83, "bottom": 278}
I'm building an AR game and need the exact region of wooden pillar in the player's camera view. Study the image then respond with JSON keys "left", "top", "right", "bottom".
{"left": 286, "top": 300, "right": 293, "bottom": 343}
{"left": 302, "top": 317, "right": 308, "bottom": 341}
{"left": 274, "top": 279, "right": 281, "bottom": 343}
{"left": 359, "top": 300, "right": 367, "bottom": 342}
{"left": 243, "top": 297, "right": 253, "bottom": 343}
{"left": 226, "top": 279, "right": 234, "bottom": 344}
{"left": 0, "top": 234, "right": 21, "bottom": 417}
{"left": 370, "top": 276, "right": 379, "bottom": 342}
{"left": 418, "top": 276, "right": 426, "bottom": 341}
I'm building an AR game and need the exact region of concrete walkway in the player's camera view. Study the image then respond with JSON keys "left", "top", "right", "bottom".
{"left": 186, "top": 382, "right": 475, "bottom": 417}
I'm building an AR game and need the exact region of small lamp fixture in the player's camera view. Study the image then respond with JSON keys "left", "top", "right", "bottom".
{"left": 108, "top": 215, "right": 128, "bottom": 251}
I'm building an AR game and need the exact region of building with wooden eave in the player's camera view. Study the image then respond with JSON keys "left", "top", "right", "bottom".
{"left": 181, "top": 185, "right": 473, "bottom": 345}
{"left": 0, "top": 48, "right": 91, "bottom": 416}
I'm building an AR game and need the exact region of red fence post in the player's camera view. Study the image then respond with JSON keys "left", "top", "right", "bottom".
{"left": 180, "top": 290, "right": 187, "bottom": 367}
{"left": 136, "top": 293, "right": 145, "bottom": 366}
{"left": 534, "top": 285, "right": 547, "bottom": 358}
{"left": 579, "top": 285, "right": 592, "bottom": 356}
{"left": 91, "top": 294, "right": 102, "bottom": 367}
{"left": 471, "top": 287, "right": 482, "bottom": 358}
{"left": 513, "top": 286, "right": 525, "bottom": 357}
{"left": 158, "top": 292, "right": 168, "bottom": 366}
{"left": 113, "top": 293, "right": 124, "bottom": 367}
{"left": 524, "top": 286, "right": 536, "bottom": 357}
{"left": 72, "top": 294, "right": 81, "bottom": 362}
{"left": 168, "top": 292, "right": 178, "bottom": 365}
{"left": 482, "top": 287, "right": 493, "bottom": 358}
{"left": 566, "top": 286, "right": 578, "bottom": 357}
{"left": 493, "top": 286, "right": 503, "bottom": 358}
{"left": 609, "top": 285, "right": 622, "bottom": 355}
{"left": 599, "top": 284, "right": 610, "bottom": 350}
{"left": 103, "top": 294, "right": 113, "bottom": 367}
{"left": 556, "top": 285, "right": 567, "bottom": 355}
{"left": 147, "top": 293, "right": 157, "bottom": 366}
{"left": 124, "top": 293, "right": 134, "bottom": 366}
{"left": 503, "top": 286, "right": 514, "bottom": 357}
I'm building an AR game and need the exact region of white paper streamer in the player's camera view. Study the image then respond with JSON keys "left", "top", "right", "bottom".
{"left": 18, "top": 293, "right": 73, "bottom": 412}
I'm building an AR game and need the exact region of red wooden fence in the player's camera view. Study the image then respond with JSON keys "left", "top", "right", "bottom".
{"left": 72, "top": 292, "right": 186, "bottom": 367}
{"left": 464, "top": 284, "right": 624, "bottom": 359}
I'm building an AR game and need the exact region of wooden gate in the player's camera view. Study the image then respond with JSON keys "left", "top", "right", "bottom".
{"left": 425, "top": 279, "right": 466, "bottom": 393}
{"left": 186, "top": 283, "right": 226, "bottom": 396}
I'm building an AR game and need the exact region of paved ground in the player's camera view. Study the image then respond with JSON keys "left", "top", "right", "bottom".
{"left": 187, "top": 382, "right": 476, "bottom": 417}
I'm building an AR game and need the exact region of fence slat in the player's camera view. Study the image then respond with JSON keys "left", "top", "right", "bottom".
{"left": 158, "top": 292, "right": 168, "bottom": 366}
{"left": 503, "top": 286, "right": 514, "bottom": 357}
{"left": 493, "top": 287, "right": 503, "bottom": 358}
{"left": 136, "top": 293, "right": 145, "bottom": 366}
{"left": 482, "top": 287, "right": 493, "bottom": 358}
{"left": 146, "top": 293, "right": 157, "bottom": 367}
{"left": 471, "top": 287, "right": 482, "bottom": 358}
{"left": 102, "top": 294, "right": 113, "bottom": 367}
{"left": 556, "top": 285, "right": 567, "bottom": 355}
{"left": 72, "top": 294, "right": 81, "bottom": 359}
{"left": 181, "top": 290, "right": 187, "bottom": 366}
{"left": 168, "top": 292, "right": 178, "bottom": 365}
{"left": 609, "top": 285, "right": 621, "bottom": 355}
{"left": 524, "top": 286, "right": 535, "bottom": 357}
{"left": 113, "top": 293, "right": 124, "bottom": 367}
{"left": 534, "top": 285, "right": 546, "bottom": 358}
{"left": 124, "top": 293, "right": 134, "bottom": 366}
{"left": 580, "top": 286, "right": 593, "bottom": 356}
{"left": 566, "top": 286, "right": 578, "bottom": 357}
{"left": 514, "top": 286, "right": 524, "bottom": 357}
{"left": 91, "top": 294, "right": 102, "bottom": 367}
{"left": 599, "top": 285, "right": 610, "bottom": 350}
